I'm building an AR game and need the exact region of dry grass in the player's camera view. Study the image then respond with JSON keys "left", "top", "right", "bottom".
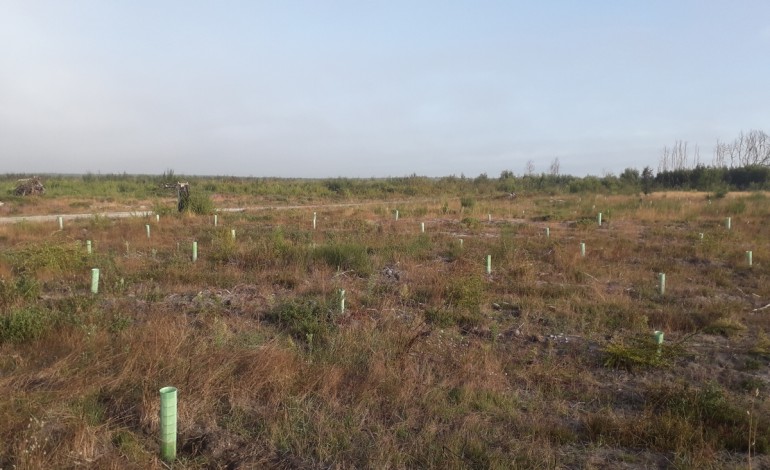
{"left": 1, "top": 190, "right": 769, "bottom": 468}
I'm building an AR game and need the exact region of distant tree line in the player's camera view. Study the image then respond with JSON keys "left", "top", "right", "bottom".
{"left": 652, "top": 165, "right": 770, "bottom": 192}
{"left": 659, "top": 130, "right": 770, "bottom": 172}
{"left": 3, "top": 128, "right": 770, "bottom": 202}
{"left": 648, "top": 129, "right": 770, "bottom": 193}
{"left": 3, "top": 166, "right": 768, "bottom": 201}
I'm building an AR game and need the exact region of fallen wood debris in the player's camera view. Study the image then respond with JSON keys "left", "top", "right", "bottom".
{"left": 14, "top": 177, "right": 46, "bottom": 196}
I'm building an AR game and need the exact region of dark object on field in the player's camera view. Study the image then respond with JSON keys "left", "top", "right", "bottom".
{"left": 163, "top": 181, "right": 190, "bottom": 212}
{"left": 15, "top": 177, "right": 45, "bottom": 196}
{"left": 382, "top": 265, "right": 402, "bottom": 281}
{"left": 177, "top": 182, "right": 190, "bottom": 212}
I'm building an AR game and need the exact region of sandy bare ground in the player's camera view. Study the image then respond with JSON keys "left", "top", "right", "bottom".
{"left": 0, "top": 210, "right": 156, "bottom": 224}
{"left": 0, "top": 200, "right": 427, "bottom": 225}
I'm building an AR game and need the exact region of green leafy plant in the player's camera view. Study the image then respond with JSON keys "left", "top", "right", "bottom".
{"left": 265, "top": 298, "right": 334, "bottom": 343}
{"left": 603, "top": 333, "right": 686, "bottom": 371}
{"left": 185, "top": 192, "right": 215, "bottom": 215}
{"left": 0, "top": 307, "right": 51, "bottom": 343}
{"left": 6, "top": 242, "right": 86, "bottom": 275}
{"left": 460, "top": 197, "right": 476, "bottom": 210}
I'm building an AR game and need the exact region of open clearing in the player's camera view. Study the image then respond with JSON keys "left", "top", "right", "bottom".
{"left": 1, "top": 190, "right": 769, "bottom": 468}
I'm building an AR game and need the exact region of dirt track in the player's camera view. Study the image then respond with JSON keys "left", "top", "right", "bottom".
{"left": 0, "top": 210, "right": 155, "bottom": 225}
{"left": 0, "top": 200, "right": 424, "bottom": 225}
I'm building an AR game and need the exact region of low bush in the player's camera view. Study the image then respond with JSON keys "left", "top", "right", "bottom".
{"left": 5, "top": 241, "right": 86, "bottom": 275}
{"left": 185, "top": 192, "right": 215, "bottom": 215}
{"left": 265, "top": 297, "right": 334, "bottom": 343}
{"left": 460, "top": 197, "right": 476, "bottom": 209}
{"left": 602, "top": 333, "right": 686, "bottom": 371}
{"left": 0, "top": 307, "right": 51, "bottom": 343}
{"left": 445, "top": 276, "right": 484, "bottom": 314}
{"left": 313, "top": 243, "right": 372, "bottom": 276}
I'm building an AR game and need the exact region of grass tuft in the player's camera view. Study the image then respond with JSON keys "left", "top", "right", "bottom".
{"left": 313, "top": 242, "right": 372, "bottom": 276}
{"left": 602, "top": 333, "right": 685, "bottom": 371}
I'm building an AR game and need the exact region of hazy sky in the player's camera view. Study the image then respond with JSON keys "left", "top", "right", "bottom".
{"left": 1, "top": 1, "right": 769, "bottom": 177}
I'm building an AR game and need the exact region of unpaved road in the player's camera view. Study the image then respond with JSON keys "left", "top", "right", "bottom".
{"left": 0, "top": 210, "right": 156, "bottom": 224}
{"left": 0, "top": 200, "right": 426, "bottom": 225}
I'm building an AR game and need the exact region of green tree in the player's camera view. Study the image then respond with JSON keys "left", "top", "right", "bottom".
{"left": 620, "top": 168, "right": 639, "bottom": 184}
{"left": 641, "top": 166, "right": 654, "bottom": 195}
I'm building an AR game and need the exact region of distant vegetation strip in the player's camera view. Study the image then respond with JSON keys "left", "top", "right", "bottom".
{"left": 2, "top": 163, "right": 770, "bottom": 203}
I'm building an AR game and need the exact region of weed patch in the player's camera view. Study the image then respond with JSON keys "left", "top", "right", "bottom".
{"left": 460, "top": 197, "right": 476, "bottom": 210}
{"left": 446, "top": 276, "right": 485, "bottom": 314}
{"left": 185, "top": 192, "right": 215, "bottom": 215}
{"left": 602, "top": 333, "right": 686, "bottom": 371}
{"left": 265, "top": 297, "right": 335, "bottom": 344}
{"left": 0, "top": 276, "right": 38, "bottom": 311}
{"left": 5, "top": 241, "right": 86, "bottom": 275}
{"left": 702, "top": 317, "right": 746, "bottom": 337}
{"left": 0, "top": 307, "right": 51, "bottom": 343}
{"left": 313, "top": 243, "right": 372, "bottom": 276}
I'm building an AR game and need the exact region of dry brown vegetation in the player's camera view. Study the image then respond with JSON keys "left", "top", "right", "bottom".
{"left": 1, "top": 190, "right": 769, "bottom": 468}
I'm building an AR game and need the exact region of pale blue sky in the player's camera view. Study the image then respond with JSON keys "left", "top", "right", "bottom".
{"left": 1, "top": 1, "right": 768, "bottom": 177}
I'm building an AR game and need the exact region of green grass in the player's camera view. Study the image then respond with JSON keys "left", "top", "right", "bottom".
{"left": 313, "top": 242, "right": 372, "bottom": 276}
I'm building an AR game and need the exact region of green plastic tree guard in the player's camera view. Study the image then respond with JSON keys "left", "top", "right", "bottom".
{"left": 159, "top": 386, "right": 177, "bottom": 462}
{"left": 90, "top": 268, "right": 99, "bottom": 294}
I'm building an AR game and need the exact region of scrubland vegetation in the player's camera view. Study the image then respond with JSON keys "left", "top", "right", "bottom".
{"left": 1, "top": 174, "right": 769, "bottom": 468}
